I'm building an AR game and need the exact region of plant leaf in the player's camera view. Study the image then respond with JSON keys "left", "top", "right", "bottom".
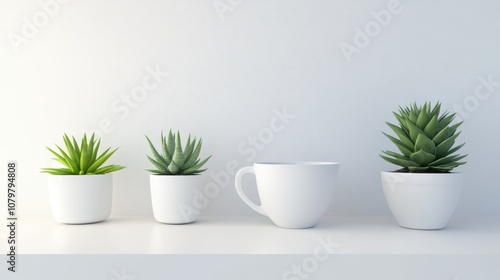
{"left": 415, "top": 107, "right": 430, "bottom": 130}
{"left": 410, "top": 149, "right": 436, "bottom": 165}
{"left": 385, "top": 122, "right": 413, "bottom": 150}
{"left": 429, "top": 154, "right": 467, "bottom": 166}
{"left": 435, "top": 132, "right": 461, "bottom": 158}
{"left": 94, "top": 165, "right": 125, "bottom": 174}
{"left": 181, "top": 156, "right": 211, "bottom": 175}
{"left": 160, "top": 131, "right": 172, "bottom": 163}
{"left": 382, "top": 133, "right": 413, "bottom": 157}
{"left": 147, "top": 156, "right": 169, "bottom": 174}
{"left": 146, "top": 135, "right": 169, "bottom": 167}
{"left": 405, "top": 119, "right": 425, "bottom": 143}
{"left": 87, "top": 147, "right": 117, "bottom": 173}
{"left": 172, "top": 132, "right": 186, "bottom": 168}
{"left": 414, "top": 133, "right": 436, "bottom": 154}
{"left": 423, "top": 115, "right": 438, "bottom": 138}
{"left": 408, "top": 166, "right": 429, "bottom": 172}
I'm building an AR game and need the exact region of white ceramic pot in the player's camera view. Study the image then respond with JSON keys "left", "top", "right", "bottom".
{"left": 150, "top": 174, "right": 203, "bottom": 224}
{"left": 235, "top": 162, "right": 339, "bottom": 229}
{"left": 48, "top": 174, "right": 113, "bottom": 224}
{"left": 381, "top": 171, "right": 464, "bottom": 230}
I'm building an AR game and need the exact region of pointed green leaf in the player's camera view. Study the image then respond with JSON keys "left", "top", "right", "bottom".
{"left": 408, "top": 166, "right": 430, "bottom": 172}
{"left": 167, "top": 130, "right": 175, "bottom": 158}
{"left": 438, "top": 113, "right": 455, "bottom": 129}
{"left": 382, "top": 133, "right": 413, "bottom": 157}
{"left": 385, "top": 122, "right": 413, "bottom": 150}
{"left": 145, "top": 135, "right": 169, "bottom": 167}
{"left": 430, "top": 102, "right": 441, "bottom": 117}
{"left": 382, "top": 150, "right": 413, "bottom": 161}
{"left": 405, "top": 119, "right": 425, "bottom": 143}
{"left": 380, "top": 154, "right": 420, "bottom": 168}
{"left": 416, "top": 108, "right": 430, "bottom": 130}
{"left": 54, "top": 144, "right": 78, "bottom": 173}
{"left": 184, "top": 135, "right": 195, "bottom": 160}
{"left": 172, "top": 132, "right": 186, "bottom": 168}
{"left": 94, "top": 165, "right": 125, "bottom": 174}
{"left": 63, "top": 134, "right": 80, "bottom": 169}
{"left": 414, "top": 133, "right": 436, "bottom": 154}
{"left": 181, "top": 156, "right": 211, "bottom": 174}
{"left": 46, "top": 147, "right": 71, "bottom": 169}
{"left": 184, "top": 138, "right": 204, "bottom": 168}
{"left": 41, "top": 168, "right": 75, "bottom": 175}
{"left": 393, "top": 112, "right": 409, "bottom": 132}
{"left": 87, "top": 147, "right": 118, "bottom": 173}
{"left": 160, "top": 131, "right": 172, "bottom": 163}
{"left": 429, "top": 154, "right": 467, "bottom": 166}
{"left": 410, "top": 149, "right": 436, "bottom": 165}
{"left": 168, "top": 160, "right": 180, "bottom": 174}
{"left": 147, "top": 156, "right": 168, "bottom": 174}
{"left": 91, "top": 138, "right": 101, "bottom": 164}
{"left": 441, "top": 142, "right": 466, "bottom": 157}
{"left": 436, "top": 132, "right": 461, "bottom": 158}
{"left": 448, "top": 121, "right": 463, "bottom": 136}
{"left": 80, "top": 134, "right": 89, "bottom": 173}
{"left": 423, "top": 115, "right": 438, "bottom": 138}
{"left": 432, "top": 126, "right": 450, "bottom": 145}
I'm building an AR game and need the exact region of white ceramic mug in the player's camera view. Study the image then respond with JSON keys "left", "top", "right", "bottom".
{"left": 235, "top": 162, "right": 339, "bottom": 228}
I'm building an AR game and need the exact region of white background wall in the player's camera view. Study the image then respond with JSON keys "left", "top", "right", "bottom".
{"left": 1, "top": 0, "right": 499, "bottom": 217}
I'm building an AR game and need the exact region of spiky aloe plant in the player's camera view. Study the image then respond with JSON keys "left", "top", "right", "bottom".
{"left": 145, "top": 130, "right": 211, "bottom": 175}
{"left": 42, "top": 133, "right": 125, "bottom": 175}
{"left": 380, "top": 102, "right": 467, "bottom": 173}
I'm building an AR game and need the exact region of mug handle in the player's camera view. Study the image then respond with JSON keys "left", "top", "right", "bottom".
{"left": 235, "top": 166, "right": 267, "bottom": 216}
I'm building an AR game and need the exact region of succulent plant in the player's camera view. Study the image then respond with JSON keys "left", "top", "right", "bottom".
{"left": 42, "top": 133, "right": 125, "bottom": 175}
{"left": 145, "top": 130, "right": 211, "bottom": 175}
{"left": 380, "top": 102, "right": 467, "bottom": 173}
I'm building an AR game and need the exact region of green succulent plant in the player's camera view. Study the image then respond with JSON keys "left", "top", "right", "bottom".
{"left": 145, "top": 130, "right": 211, "bottom": 175}
{"left": 380, "top": 102, "right": 467, "bottom": 173}
{"left": 42, "top": 133, "right": 125, "bottom": 175}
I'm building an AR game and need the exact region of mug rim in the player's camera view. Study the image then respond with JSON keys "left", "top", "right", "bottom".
{"left": 254, "top": 161, "right": 339, "bottom": 166}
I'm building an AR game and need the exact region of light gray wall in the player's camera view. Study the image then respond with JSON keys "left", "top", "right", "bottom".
{"left": 1, "top": 0, "right": 499, "bottom": 216}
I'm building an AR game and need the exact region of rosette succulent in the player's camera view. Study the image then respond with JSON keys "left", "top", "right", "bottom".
{"left": 145, "top": 130, "right": 211, "bottom": 175}
{"left": 42, "top": 133, "right": 125, "bottom": 175}
{"left": 381, "top": 102, "right": 467, "bottom": 173}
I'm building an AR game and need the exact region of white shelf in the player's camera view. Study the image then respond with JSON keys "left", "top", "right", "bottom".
{"left": 7, "top": 216, "right": 499, "bottom": 254}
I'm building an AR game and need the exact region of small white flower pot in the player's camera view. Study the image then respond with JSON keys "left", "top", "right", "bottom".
{"left": 150, "top": 174, "right": 203, "bottom": 224}
{"left": 48, "top": 174, "right": 113, "bottom": 224}
{"left": 381, "top": 171, "right": 464, "bottom": 230}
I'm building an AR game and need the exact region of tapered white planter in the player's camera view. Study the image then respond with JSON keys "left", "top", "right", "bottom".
{"left": 381, "top": 172, "right": 463, "bottom": 230}
{"left": 150, "top": 174, "right": 203, "bottom": 224}
{"left": 48, "top": 174, "right": 113, "bottom": 224}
